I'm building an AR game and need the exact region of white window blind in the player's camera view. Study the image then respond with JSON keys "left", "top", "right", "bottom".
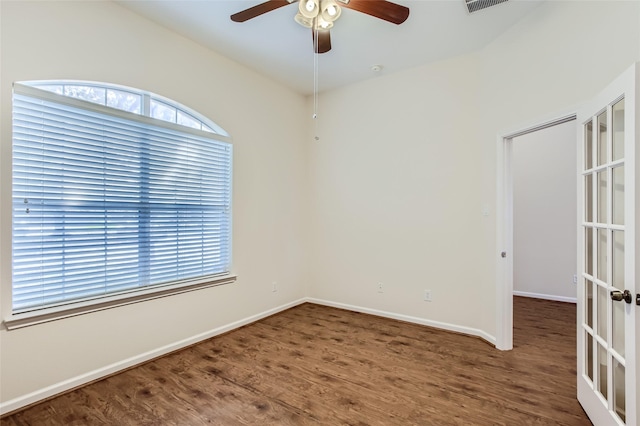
{"left": 12, "top": 83, "right": 232, "bottom": 313}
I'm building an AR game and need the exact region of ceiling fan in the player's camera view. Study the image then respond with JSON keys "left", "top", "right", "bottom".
{"left": 231, "top": 0, "right": 410, "bottom": 54}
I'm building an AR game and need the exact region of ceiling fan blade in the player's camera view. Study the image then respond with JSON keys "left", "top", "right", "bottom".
{"left": 231, "top": 0, "right": 293, "bottom": 23}
{"left": 312, "top": 29, "right": 331, "bottom": 54}
{"left": 341, "top": 0, "right": 409, "bottom": 25}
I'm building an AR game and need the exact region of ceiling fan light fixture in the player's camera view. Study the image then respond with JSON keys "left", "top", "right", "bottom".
{"left": 299, "top": 0, "right": 319, "bottom": 18}
{"left": 321, "top": 0, "right": 341, "bottom": 22}
{"left": 294, "top": 12, "right": 313, "bottom": 28}
{"left": 316, "top": 17, "right": 333, "bottom": 29}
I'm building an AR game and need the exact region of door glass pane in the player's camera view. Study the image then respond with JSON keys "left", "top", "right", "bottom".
{"left": 587, "top": 332, "right": 594, "bottom": 381}
{"left": 597, "top": 229, "right": 608, "bottom": 282}
{"left": 597, "top": 111, "right": 608, "bottom": 166}
{"left": 597, "top": 285, "right": 608, "bottom": 339}
{"left": 585, "top": 120, "right": 593, "bottom": 169}
{"left": 613, "top": 359, "right": 626, "bottom": 423}
{"left": 586, "top": 228, "right": 593, "bottom": 276}
{"left": 584, "top": 280, "right": 593, "bottom": 328}
{"left": 612, "top": 98, "right": 625, "bottom": 161}
{"left": 612, "top": 166, "right": 624, "bottom": 225}
{"left": 597, "top": 171, "right": 607, "bottom": 223}
{"left": 597, "top": 343, "right": 608, "bottom": 399}
{"left": 585, "top": 174, "right": 593, "bottom": 222}
{"left": 612, "top": 230, "right": 625, "bottom": 289}
{"left": 585, "top": 279, "right": 593, "bottom": 329}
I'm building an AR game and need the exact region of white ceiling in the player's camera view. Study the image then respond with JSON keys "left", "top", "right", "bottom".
{"left": 116, "top": 0, "right": 545, "bottom": 95}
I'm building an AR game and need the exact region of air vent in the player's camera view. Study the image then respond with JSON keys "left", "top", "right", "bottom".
{"left": 465, "top": 0, "right": 508, "bottom": 14}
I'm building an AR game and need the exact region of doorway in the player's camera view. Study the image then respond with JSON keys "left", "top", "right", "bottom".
{"left": 512, "top": 121, "right": 577, "bottom": 305}
{"left": 496, "top": 64, "right": 639, "bottom": 424}
{"left": 495, "top": 112, "right": 576, "bottom": 351}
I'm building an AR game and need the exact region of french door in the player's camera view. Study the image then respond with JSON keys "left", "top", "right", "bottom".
{"left": 577, "top": 63, "right": 638, "bottom": 425}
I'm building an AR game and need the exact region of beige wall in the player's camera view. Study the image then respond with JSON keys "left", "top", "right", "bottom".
{"left": 307, "top": 53, "right": 487, "bottom": 332}
{"left": 2, "top": 0, "right": 640, "bottom": 414}
{"left": 0, "top": 0, "right": 309, "bottom": 409}
{"left": 309, "top": 0, "right": 640, "bottom": 337}
{"left": 512, "top": 121, "right": 577, "bottom": 301}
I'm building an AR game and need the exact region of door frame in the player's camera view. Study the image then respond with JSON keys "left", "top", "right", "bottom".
{"left": 495, "top": 108, "right": 578, "bottom": 351}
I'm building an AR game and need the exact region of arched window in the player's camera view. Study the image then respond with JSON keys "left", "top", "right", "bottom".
{"left": 10, "top": 81, "right": 234, "bottom": 323}
{"left": 24, "top": 80, "right": 229, "bottom": 135}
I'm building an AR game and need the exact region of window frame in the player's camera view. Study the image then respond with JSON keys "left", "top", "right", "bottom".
{"left": 6, "top": 82, "right": 236, "bottom": 330}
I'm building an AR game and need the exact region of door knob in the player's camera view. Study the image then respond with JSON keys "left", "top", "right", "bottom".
{"left": 610, "top": 290, "right": 632, "bottom": 304}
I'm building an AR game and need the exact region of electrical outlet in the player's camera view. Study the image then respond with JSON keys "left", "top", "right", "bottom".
{"left": 377, "top": 282, "right": 384, "bottom": 293}
{"left": 424, "top": 290, "right": 432, "bottom": 302}
{"left": 573, "top": 274, "right": 577, "bottom": 284}
{"left": 272, "top": 281, "right": 278, "bottom": 292}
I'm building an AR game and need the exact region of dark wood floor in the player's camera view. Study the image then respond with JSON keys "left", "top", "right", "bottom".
{"left": 2, "top": 297, "right": 591, "bottom": 425}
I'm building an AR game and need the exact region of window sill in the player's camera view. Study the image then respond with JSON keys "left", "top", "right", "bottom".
{"left": 4, "top": 274, "right": 237, "bottom": 330}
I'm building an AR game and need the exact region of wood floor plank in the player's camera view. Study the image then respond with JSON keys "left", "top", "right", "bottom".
{"left": 252, "top": 306, "right": 584, "bottom": 423}
{"left": 244, "top": 312, "right": 583, "bottom": 425}
{"left": 1, "top": 297, "right": 592, "bottom": 425}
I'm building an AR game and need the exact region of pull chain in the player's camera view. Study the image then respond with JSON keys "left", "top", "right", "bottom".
{"left": 313, "top": 19, "right": 319, "bottom": 141}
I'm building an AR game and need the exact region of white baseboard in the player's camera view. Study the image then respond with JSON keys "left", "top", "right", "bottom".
{"left": 1, "top": 296, "right": 499, "bottom": 415}
{"left": 0, "top": 298, "right": 307, "bottom": 416}
{"left": 306, "top": 297, "right": 496, "bottom": 346}
{"left": 513, "top": 291, "right": 577, "bottom": 304}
